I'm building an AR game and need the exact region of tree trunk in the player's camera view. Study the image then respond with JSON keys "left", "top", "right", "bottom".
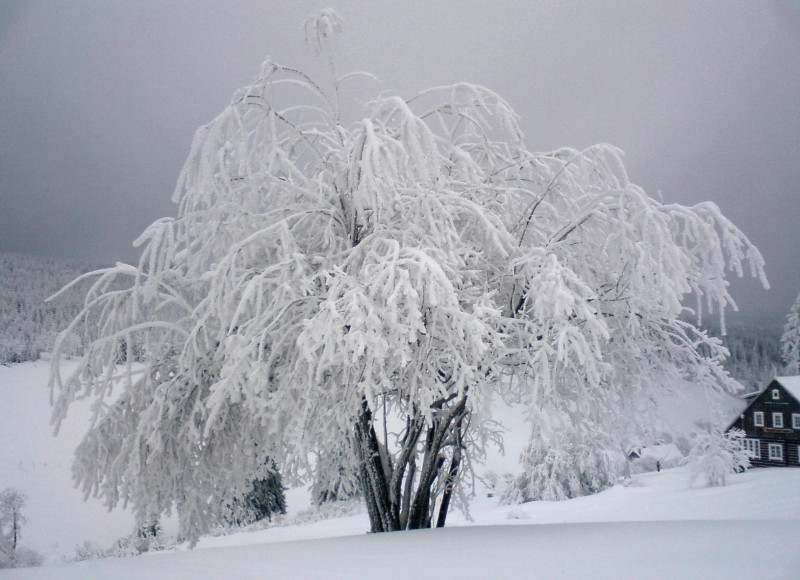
{"left": 354, "top": 401, "right": 399, "bottom": 532}
{"left": 436, "top": 415, "right": 464, "bottom": 528}
{"left": 12, "top": 509, "right": 18, "bottom": 551}
{"left": 405, "top": 422, "right": 446, "bottom": 529}
{"left": 354, "top": 393, "right": 469, "bottom": 533}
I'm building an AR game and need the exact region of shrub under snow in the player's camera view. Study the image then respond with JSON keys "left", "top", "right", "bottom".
{"left": 683, "top": 428, "right": 749, "bottom": 487}
{"left": 502, "top": 437, "right": 629, "bottom": 503}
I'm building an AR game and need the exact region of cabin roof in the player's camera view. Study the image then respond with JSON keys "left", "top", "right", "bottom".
{"left": 726, "top": 376, "right": 800, "bottom": 432}
{"left": 775, "top": 376, "right": 800, "bottom": 402}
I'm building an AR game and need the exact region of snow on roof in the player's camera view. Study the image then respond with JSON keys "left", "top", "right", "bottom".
{"left": 775, "top": 376, "right": 800, "bottom": 401}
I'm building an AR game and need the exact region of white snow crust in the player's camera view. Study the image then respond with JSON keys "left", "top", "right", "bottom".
{"left": 2, "top": 359, "right": 799, "bottom": 579}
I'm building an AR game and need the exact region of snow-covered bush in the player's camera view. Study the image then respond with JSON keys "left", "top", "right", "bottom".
{"left": 0, "top": 546, "right": 44, "bottom": 569}
{"left": 683, "top": 428, "right": 749, "bottom": 487}
{"left": 73, "top": 540, "right": 107, "bottom": 562}
{"left": 49, "top": 9, "right": 766, "bottom": 543}
{"left": 110, "top": 523, "right": 168, "bottom": 557}
{"left": 502, "top": 435, "right": 628, "bottom": 503}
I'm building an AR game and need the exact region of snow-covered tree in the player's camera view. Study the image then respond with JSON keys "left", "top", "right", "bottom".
{"left": 683, "top": 428, "right": 749, "bottom": 487}
{"left": 781, "top": 292, "right": 800, "bottom": 374}
{"left": 49, "top": 10, "right": 767, "bottom": 543}
{"left": 0, "top": 489, "right": 25, "bottom": 557}
{"left": 0, "top": 488, "right": 43, "bottom": 569}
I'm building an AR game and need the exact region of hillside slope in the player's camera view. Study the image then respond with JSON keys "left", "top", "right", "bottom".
{"left": 1, "top": 358, "right": 796, "bottom": 574}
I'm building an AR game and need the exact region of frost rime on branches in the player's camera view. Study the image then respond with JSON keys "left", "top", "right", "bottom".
{"left": 49, "top": 11, "right": 767, "bottom": 543}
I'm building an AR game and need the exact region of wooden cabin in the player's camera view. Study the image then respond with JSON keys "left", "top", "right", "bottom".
{"left": 727, "top": 376, "right": 800, "bottom": 467}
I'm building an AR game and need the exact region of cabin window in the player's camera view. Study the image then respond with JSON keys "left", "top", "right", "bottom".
{"left": 753, "top": 411, "right": 764, "bottom": 427}
{"left": 771, "top": 389, "right": 780, "bottom": 400}
{"left": 772, "top": 412, "right": 784, "bottom": 428}
{"left": 745, "top": 438, "right": 760, "bottom": 459}
{"left": 793, "top": 414, "right": 800, "bottom": 430}
{"left": 768, "top": 443, "right": 783, "bottom": 461}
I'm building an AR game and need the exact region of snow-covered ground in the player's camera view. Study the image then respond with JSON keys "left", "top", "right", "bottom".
{"left": 0, "top": 358, "right": 137, "bottom": 563}
{"left": 2, "top": 359, "right": 799, "bottom": 578}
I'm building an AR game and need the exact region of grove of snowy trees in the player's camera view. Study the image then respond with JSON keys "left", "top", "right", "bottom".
{"left": 719, "top": 324, "right": 783, "bottom": 391}
{"left": 0, "top": 252, "right": 97, "bottom": 365}
{"left": 49, "top": 11, "right": 767, "bottom": 543}
{"left": 695, "top": 319, "right": 783, "bottom": 393}
{"left": 782, "top": 292, "right": 800, "bottom": 374}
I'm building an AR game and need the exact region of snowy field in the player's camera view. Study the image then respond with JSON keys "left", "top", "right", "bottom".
{"left": 2, "top": 359, "right": 799, "bottom": 578}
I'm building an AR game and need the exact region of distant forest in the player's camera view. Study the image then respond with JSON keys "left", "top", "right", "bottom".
{"left": 0, "top": 252, "right": 99, "bottom": 364}
{"left": 0, "top": 251, "right": 786, "bottom": 390}
{"left": 715, "top": 322, "right": 783, "bottom": 392}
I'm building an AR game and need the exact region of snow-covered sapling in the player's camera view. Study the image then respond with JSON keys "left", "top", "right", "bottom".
{"left": 0, "top": 488, "right": 43, "bottom": 569}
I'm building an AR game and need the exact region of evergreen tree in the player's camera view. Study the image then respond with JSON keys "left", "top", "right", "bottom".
{"left": 227, "top": 466, "right": 287, "bottom": 525}
{"left": 781, "top": 292, "right": 800, "bottom": 374}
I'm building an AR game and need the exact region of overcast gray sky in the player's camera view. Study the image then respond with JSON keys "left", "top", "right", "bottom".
{"left": 1, "top": 1, "right": 798, "bottom": 322}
